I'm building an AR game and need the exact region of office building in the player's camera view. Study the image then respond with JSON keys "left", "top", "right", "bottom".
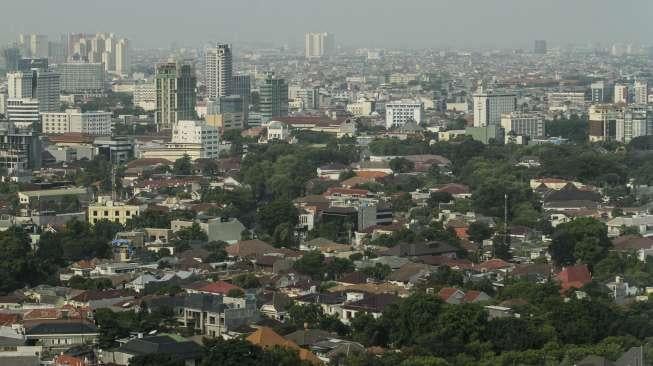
{"left": 205, "top": 95, "right": 245, "bottom": 131}
{"left": 9, "top": 69, "right": 60, "bottom": 113}
{"left": 635, "top": 80, "right": 649, "bottom": 105}
{"left": 0, "top": 93, "right": 6, "bottom": 116}
{"left": 7, "top": 72, "right": 33, "bottom": 99}
{"left": 385, "top": 100, "right": 423, "bottom": 129}
{"left": 18, "top": 58, "right": 48, "bottom": 72}
{"left": 591, "top": 81, "right": 608, "bottom": 103}
{"left": 615, "top": 106, "right": 651, "bottom": 143}
{"left": 259, "top": 72, "right": 288, "bottom": 122}
{"left": 289, "top": 86, "right": 320, "bottom": 110}
{"left": 347, "top": 99, "right": 375, "bottom": 116}
{"left": 472, "top": 89, "right": 517, "bottom": 127}
{"left": 501, "top": 112, "right": 545, "bottom": 138}
{"left": 41, "top": 109, "right": 112, "bottom": 135}
{"left": 205, "top": 44, "right": 233, "bottom": 99}
{"left": 0, "top": 121, "right": 41, "bottom": 174}
{"left": 172, "top": 120, "right": 220, "bottom": 158}
{"left": 133, "top": 82, "right": 156, "bottom": 111}
{"left": 588, "top": 104, "right": 622, "bottom": 142}
{"left": 6, "top": 98, "right": 40, "bottom": 128}
{"left": 305, "top": 32, "right": 335, "bottom": 59}
{"left": 534, "top": 40, "right": 547, "bottom": 54}
{"left": 56, "top": 62, "right": 105, "bottom": 96}
{"left": 47, "top": 41, "right": 66, "bottom": 64}
{"left": 232, "top": 74, "right": 251, "bottom": 102}
{"left": 33, "top": 70, "right": 60, "bottom": 112}
{"left": 546, "top": 92, "right": 586, "bottom": 111}
{"left": 154, "top": 62, "right": 197, "bottom": 130}
{"left": 88, "top": 196, "right": 141, "bottom": 225}
{"left": 614, "top": 84, "right": 629, "bottom": 104}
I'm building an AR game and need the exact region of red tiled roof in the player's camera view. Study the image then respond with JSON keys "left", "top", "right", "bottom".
{"left": 0, "top": 313, "right": 20, "bottom": 326}
{"left": 436, "top": 183, "right": 470, "bottom": 195}
{"left": 557, "top": 264, "right": 591, "bottom": 291}
{"left": 70, "top": 289, "right": 133, "bottom": 302}
{"left": 54, "top": 354, "right": 88, "bottom": 366}
{"left": 355, "top": 171, "right": 389, "bottom": 179}
{"left": 462, "top": 290, "right": 483, "bottom": 303}
{"left": 23, "top": 308, "right": 61, "bottom": 320}
{"left": 198, "top": 281, "right": 242, "bottom": 295}
{"left": 437, "top": 287, "right": 461, "bottom": 301}
{"left": 477, "top": 259, "right": 512, "bottom": 271}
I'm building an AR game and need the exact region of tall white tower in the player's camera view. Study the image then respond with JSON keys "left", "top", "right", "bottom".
{"left": 205, "top": 43, "right": 233, "bottom": 100}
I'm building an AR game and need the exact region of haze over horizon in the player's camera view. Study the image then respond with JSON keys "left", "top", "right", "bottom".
{"left": 2, "top": 0, "right": 652, "bottom": 49}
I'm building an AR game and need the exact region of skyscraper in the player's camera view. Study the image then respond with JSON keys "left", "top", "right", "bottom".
{"left": 259, "top": 72, "right": 288, "bottom": 122}
{"left": 614, "top": 84, "right": 629, "bottom": 104}
{"left": 472, "top": 88, "right": 517, "bottom": 127}
{"left": 19, "top": 34, "right": 48, "bottom": 58}
{"left": 33, "top": 70, "right": 61, "bottom": 113}
{"left": 155, "top": 62, "right": 197, "bottom": 130}
{"left": 205, "top": 44, "right": 233, "bottom": 99}
{"left": 534, "top": 40, "right": 547, "bottom": 54}
{"left": 115, "top": 38, "right": 130, "bottom": 75}
{"left": 305, "top": 32, "right": 335, "bottom": 59}
{"left": 591, "top": 81, "right": 607, "bottom": 103}
{"left": 7, "top": 72, "right": 33, "bottom": 99}
{"left": 2, "top": 46, "right": 22, "bottom": 72}
{"left": 56, "top": 62, "right": 104, "bottom": 96}
{"left": 634, "top": 80, "right": 649, "bottom": 105}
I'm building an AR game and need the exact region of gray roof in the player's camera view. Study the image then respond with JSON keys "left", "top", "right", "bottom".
{"left": 117, "top": 335, "right": 203, "bottom": 360}
{"left": 26, "top": 322, "right": 98, "bottom": 336}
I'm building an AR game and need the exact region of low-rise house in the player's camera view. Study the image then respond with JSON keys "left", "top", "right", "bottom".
{"left": 67, "top": 290, "right": 134, "bottom": 310}
{"left": 259, "top": 292, "right": 291, "bottom": 322}
{"left": 607, "top": 215, "right": 653, "bottom": 237}
{"left": 100, "top": 334, "right": 203, "bottom": 366}
{"left": 295, "top": 292, "right": 347, "bottom": 319}
{"left": 611, "top": 235, "right": 653, "bottom": 261}
{"left": 186, "top": 281, "right": 243, "bottom": 297}
{"left": 24, "top": 321, "right": 99, "bottom": 353}
{"left": 149, "top": 293, "right": 258, "bottom": 338}
{"left": 317, "top": 163, "right": 349, "bottom": 180}
{"left": 557, "top": 264, "right": 592, "bottom": 292}
{"left": 381, "top": 241, "right": 459, "bottom": 259}
{"left": 0, "top": 328, "right": 42, "bottom": 366}
{"left": 437, "top": 287, "right": 466, "bottom": 304}
{"left": 431, "top": 183, "right": 471, "bottom": 199}
{"left": 340, "top": 293, "right": 398, "bottom": 325}
{"left": 388, "top": 263, "right": 436, "bottom": 288}
{"left": 246, "top": 327, "right": 322, "bottom": 365}
{"left": 171, "top": 217, "right": 246, "bottom": 244}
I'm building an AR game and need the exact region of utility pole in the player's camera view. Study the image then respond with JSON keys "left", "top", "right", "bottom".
{"left": 504, "top": 193, "right": 509, "bottom": 246}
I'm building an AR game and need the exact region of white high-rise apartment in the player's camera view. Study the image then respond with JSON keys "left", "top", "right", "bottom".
{"left": 115, "top": 38, "right": 130, "bottom": 75}
{"left": 205, "top": 44, "right": 233, "bottom": 100}
{"left": 7, "top": 72, "right": 33, "bottom": 99}
{"left": 19, "top": 34, "right": 48, "bottom": 58}
{"left": 41, "top": 109, "right": 112, "bottom": 135}
{"left": 634, "top": 80, "right": 649, "bottom": 105}
{"left": 385, "top": 100, "right": 423, "bottom": 129}
{"left": 614, "top": 84, "right": 629, "bottom": 104}
{"left": 171, "top": 120, "right": 220, "bottom": 158}
{"left": 305, "top": 32, "right": 335, "bottom": 59}
{"left": 500, "top": 112, "right": 545, "bottom": 138}
{"left": 473, "top": 89, "right": 517, "bottom": 127}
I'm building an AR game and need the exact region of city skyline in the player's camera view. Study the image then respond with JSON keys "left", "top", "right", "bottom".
{"left": 2, "top": 0, "right": 653, "bottom": 49}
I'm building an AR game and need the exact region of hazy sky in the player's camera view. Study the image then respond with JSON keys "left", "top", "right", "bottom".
{"left": 2, "top": 0, "right": 652, "bottom": 49}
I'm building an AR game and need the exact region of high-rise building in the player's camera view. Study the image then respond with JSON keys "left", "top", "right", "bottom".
{"left": 56, "top": 62, "right": 105, "bottom": 96}
{"left": 41, "top": 109, "right": 112, "bottom": 135}
{"left": 289, "top": 86, "right": 320, "bottom": 110}
{"left": 501, "top": 112, "right": 545, "bottom": 138}
{"left": 155, "top": 62, "right": 197, "bottom": 130}
{"left": 534, "top": 40, "right": 547, "bottom": 54}
{"left": 634, "top": 80, "right": 649, "bottom": 105}
{"left": 591, "top": 81, "right": 607, "bottom": 103}
{"left": 2, "top": 46, "right": 22, "bottom": 72}
{"left": 206, "top": 95, "right": 245, "bottom": 132}
{"left": 588, "top": 104, "right": 622, "bottom": 142}
{"left": 33, "top": 70, "right": 61, "bottom": 113}
{"left": 205, "top": 44, "right": 233, "bottom": 100}
{"left": 115, "top": 38, "right": 130, "bottom": 75}
{"left": 385, "top": 100, "right": 423, "bottom": 129}
{"left": 0, "top": 121, "right": 41, "bottom": 174}
{"left": 472, "top": 89, "right": 517, "bottom": 127}
{"left": 305, "top": 32, "right": 335, "bottom": 59}
{"left": 19, "top": 34, "right": 48, "bottom": 58}
{"left": 6, "top": 98, "right": 40, "bottom": 129}
{"left": 65, "top": 33, "right": 129, "bottom": 75}
{"left": 259, "top": 72, "right": 288, "bottom": 122}
{"left": 48, "top": 41, "right": 66, "bottom": 64}
{"left": 7, "top": 72, "right": 33, "bottom": 99}
{"left": 18, "top": 58, "right": 48, "bottom": 72}
{"left": 614, "top": 84, "right": 629, "bottom": 104}
{"left": 615, "top": 106, "right": 652, "bottom": 143}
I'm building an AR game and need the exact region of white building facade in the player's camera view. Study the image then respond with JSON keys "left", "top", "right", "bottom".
{"left": 171, "top": 120, "right": 220, "bottom": 158}
{"left": 385, "top": 100, "right": 423, "bottom": 129}
{"left": 500, "top": 112, "right": 545, "bottom": 138}
{"left": 41, "top": 109, "right": 112, "bottom": 135}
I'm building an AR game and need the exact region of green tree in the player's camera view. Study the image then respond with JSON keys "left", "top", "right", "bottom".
{"left": 232, "top": 273, "right": 261, "bottom": 289}
{"left": 467, "top": 222, "right": 494, "bottom": 244}
{"left": 257, "top": 200, "right": 298, "bottom": 235}
{"left": 173, "top": 154, "right": 193, "bottom": 175}
{"left": 293, "top": 251, "right": 325, "bottom": 279}
{"left": 549, "top": 217, "right": 612, "bottom": 266}
{"left": 389, "top": 157, "right": 415, "bottom": 173}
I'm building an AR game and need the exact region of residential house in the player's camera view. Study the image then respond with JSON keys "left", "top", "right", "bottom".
{"left": 246, "top": 327, "right": 322, "bottom": 365}
{"left": 340, "top": 293, "right": 398, "bottom": 325}
{"left": 557, "top": 264, "right": 592, "bottom": 292}
{"left": 100, "top": 334, "right": 203, "bottom": 366}
{"left": 24, "top": 321, "right": 99, "bottom": 353}
{"left": 612, "top": 235, "right": 653, "bottom": 261}
{"left": 607, "top": 215, "right": 653, "bottom": 237}
{"left": 67, "top": 290, "right": 134, "bottom": 310}
{"left": 317, "top": 163, "right": 349, "bottom": 180}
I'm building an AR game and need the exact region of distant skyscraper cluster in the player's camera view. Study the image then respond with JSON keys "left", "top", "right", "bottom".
{"left": 65, "top": 33, "right": 130, "bottom": 75}
{"left": 305, "top": 32, "right": 335, "bottom": 59}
